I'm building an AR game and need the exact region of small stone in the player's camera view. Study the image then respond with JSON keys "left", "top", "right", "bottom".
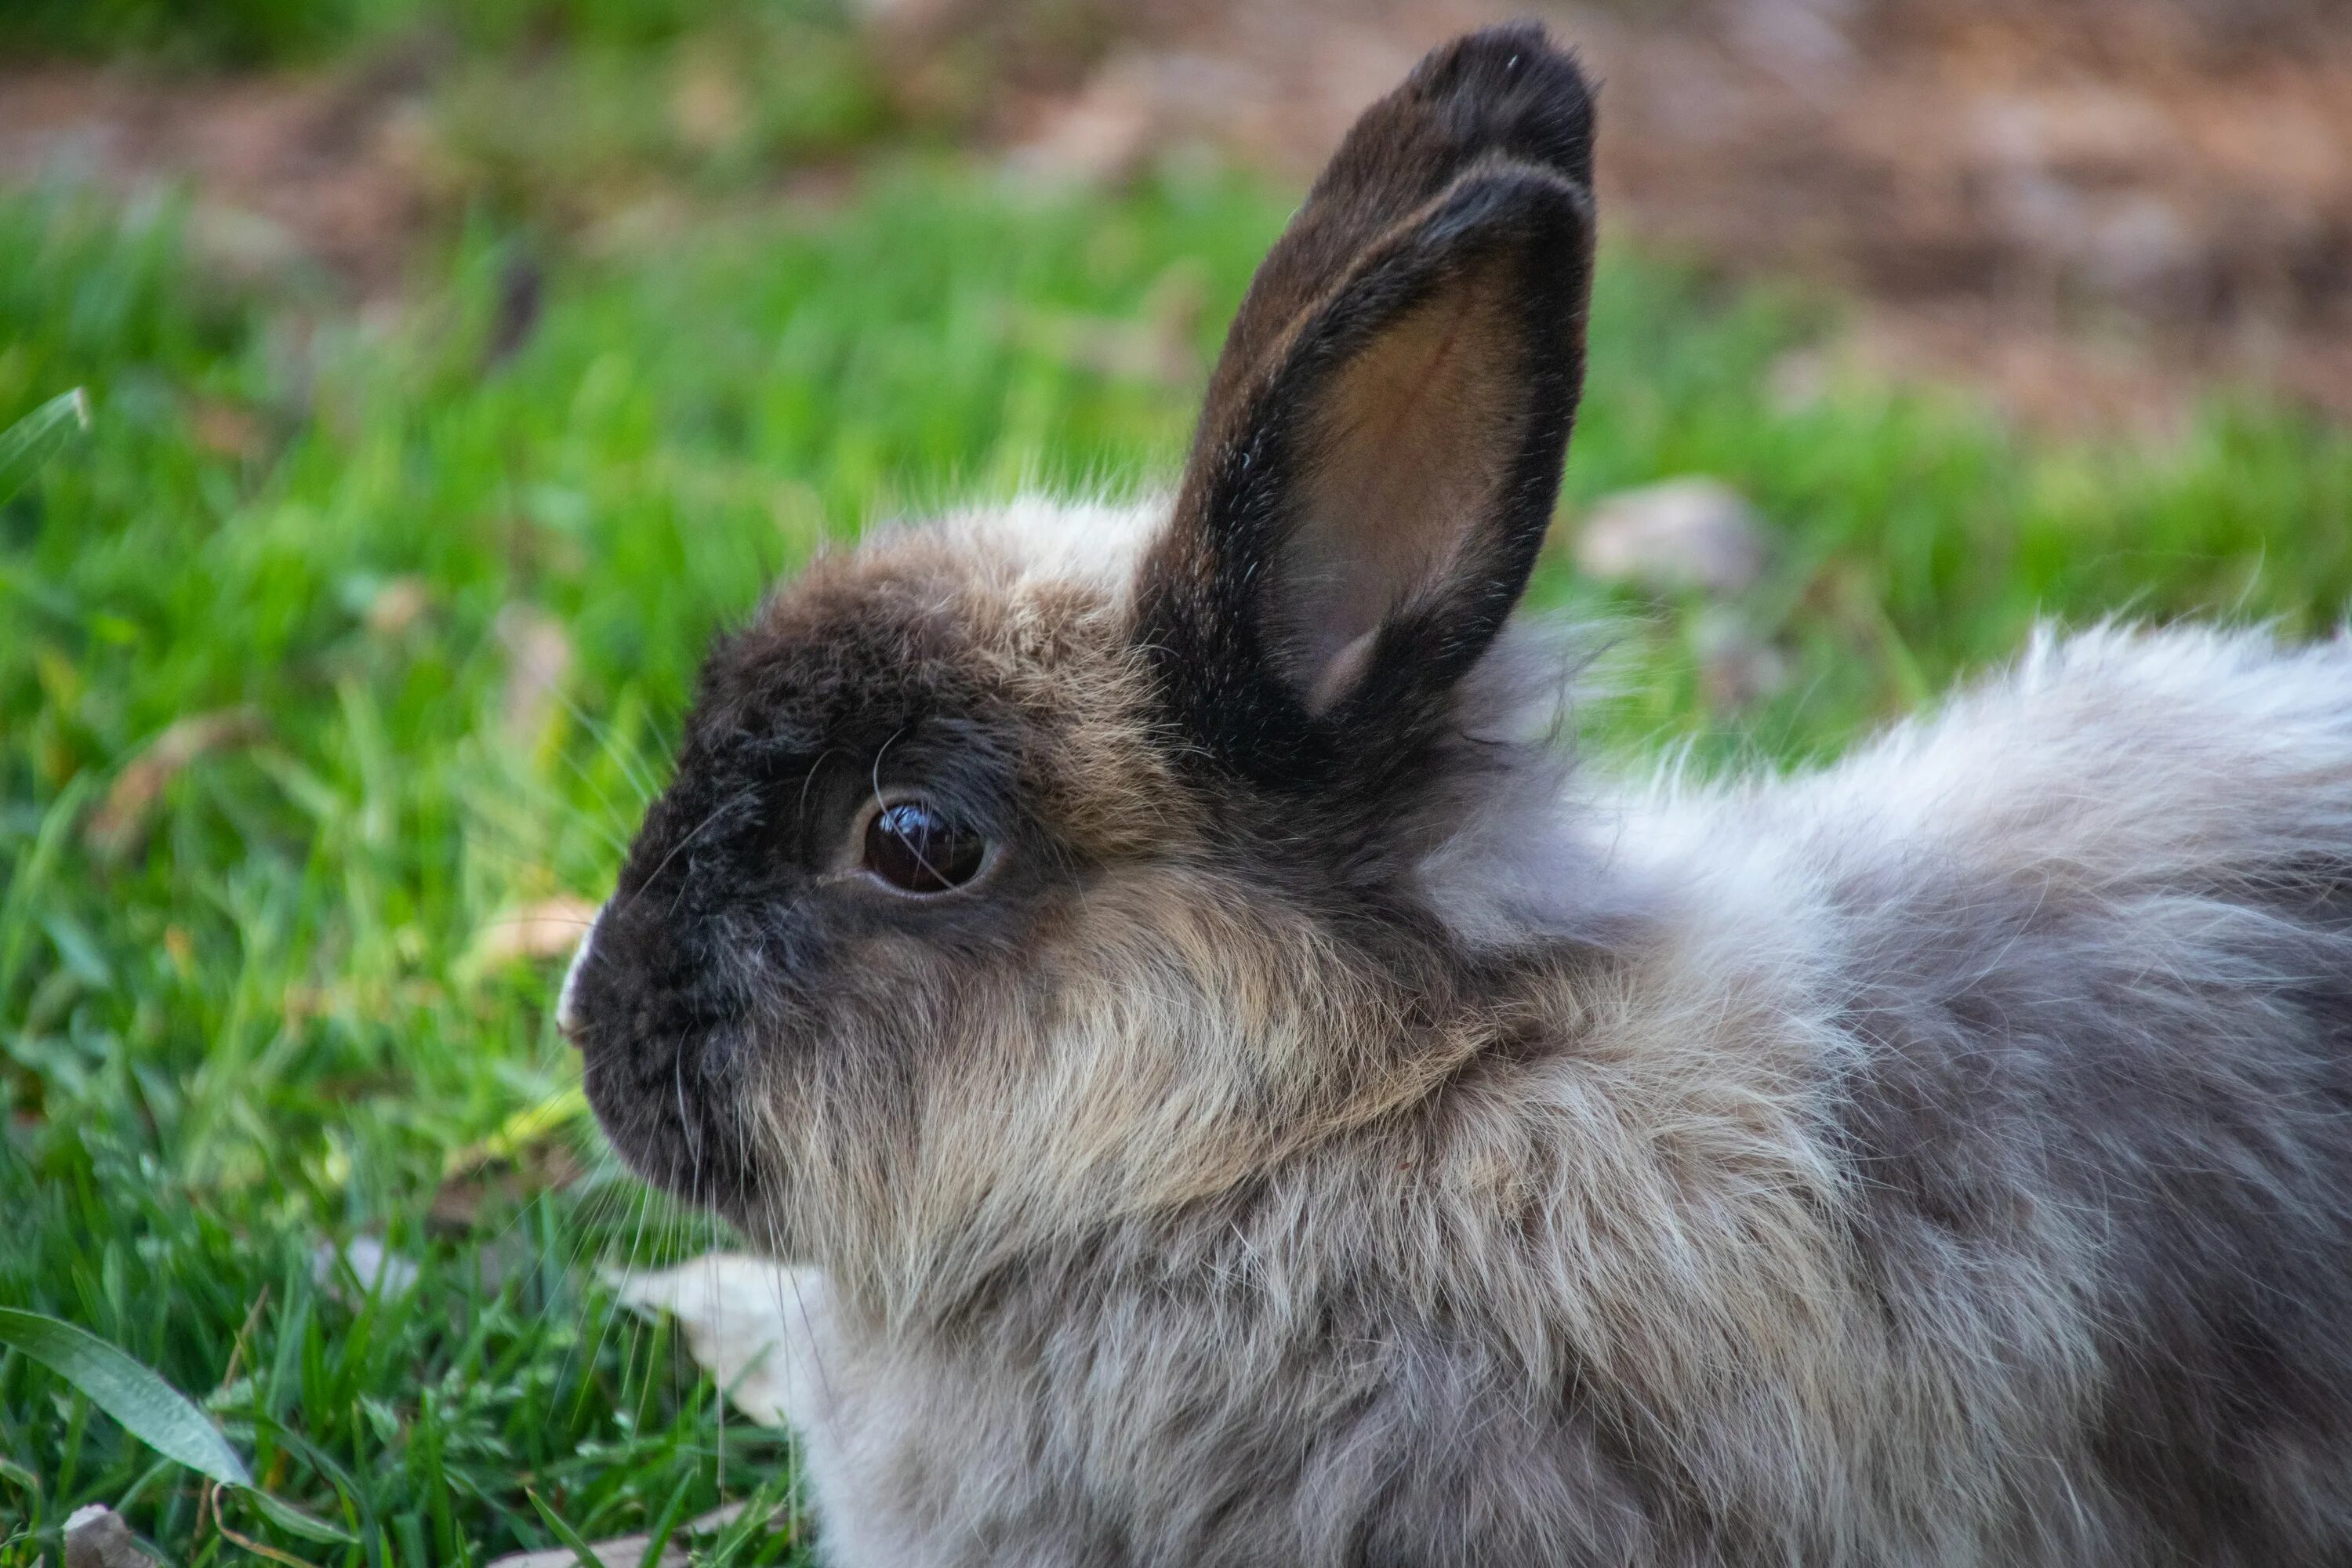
{"left": 1574, "top": 477, "right": 1771, "bottom": 597}
{"left": 311, "top": 1234, "right": 421, "bottom": 1304}
{"left": 1767, "top": 348, "right": 1833, "bottom": 414}
{"left": 64, "top": 1505, "right": 154, "bottom": 1568}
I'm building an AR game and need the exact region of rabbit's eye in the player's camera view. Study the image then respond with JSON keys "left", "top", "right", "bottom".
{"left": 860, "top": 800, "right": 989, "bottom": 894}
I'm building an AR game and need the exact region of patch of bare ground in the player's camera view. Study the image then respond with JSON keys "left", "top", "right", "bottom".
{"left": 937, "top": 0, "right": 2352, "bottom": 428}
{"left": 1596, "top": 0, "right": 2352, "bottom": 426}
{"left": 4, "top": 0, "right": 2348, "bottom": 427}
{"left": 0, "top": 44, "right": 441, "bottom": 293}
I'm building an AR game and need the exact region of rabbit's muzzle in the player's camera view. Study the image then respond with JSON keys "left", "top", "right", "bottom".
{"left": 564, "top": 873, "right": 772, "bottom": 1217}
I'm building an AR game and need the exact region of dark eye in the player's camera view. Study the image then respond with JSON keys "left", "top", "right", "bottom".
{"left": 860, "top": 800, "right": 989, "bottom": 894}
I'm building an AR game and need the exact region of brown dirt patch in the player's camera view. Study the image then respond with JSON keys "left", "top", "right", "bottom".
{"left": 949, "top": 0, "right": 2352, "bottom": 426}
{"left": 4, "top": 0, "right": 2348, "bottom": 426}
{"left": 0, "top": 46, "right": 437, "bottom": 293}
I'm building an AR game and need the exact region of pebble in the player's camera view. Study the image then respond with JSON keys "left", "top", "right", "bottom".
{"left": 64, "top": 1505, "right": 153, "bottom": 1568}
{"left": 1573, "top": 477, "right": 1770, "bottom": 597}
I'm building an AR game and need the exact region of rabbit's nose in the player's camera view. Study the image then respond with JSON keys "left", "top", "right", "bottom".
{"left": 556, "top": 902, "right": 605, "bottom": 1044}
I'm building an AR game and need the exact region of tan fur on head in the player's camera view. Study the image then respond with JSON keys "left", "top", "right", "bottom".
{"left": 568, "top": 24, "right": 2352, "bottom": 1566}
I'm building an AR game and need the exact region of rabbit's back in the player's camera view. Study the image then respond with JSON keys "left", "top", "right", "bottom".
{"left": 1666, "top": 623, "right": 2352, "bottom": 1562}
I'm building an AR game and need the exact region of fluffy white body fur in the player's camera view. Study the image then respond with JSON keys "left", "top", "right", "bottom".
{"left": 722, "top": 524, "right": 2352, "bottom": 1563}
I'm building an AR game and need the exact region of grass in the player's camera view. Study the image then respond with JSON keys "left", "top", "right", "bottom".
{"left": 3, "top": 118, "right": 2351, "bottom": 1566}
{"left": 1, "top": 0, "right": 859, "bottom": 68}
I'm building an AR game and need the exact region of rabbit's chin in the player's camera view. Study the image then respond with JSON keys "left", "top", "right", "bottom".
{"left": 577, "top": 1018, "right": 771, "bottom": 1225}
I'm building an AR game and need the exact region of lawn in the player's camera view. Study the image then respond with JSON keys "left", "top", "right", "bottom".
{"left": 5, "top": 12, "right": 2352, "bottom": 1563}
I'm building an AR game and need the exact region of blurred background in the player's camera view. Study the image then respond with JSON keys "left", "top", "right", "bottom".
{"left": 2, "top": 1, "right": 2349, "bottom": 1562}
{"left": 9, "top": 0, "right": 2352, "bottom": 420}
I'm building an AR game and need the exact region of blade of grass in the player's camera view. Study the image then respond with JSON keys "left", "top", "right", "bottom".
{"left": 0, "top": 1308, "right": 251, "bottom": 1486}
{"left": 0, "top": 772, "right": 96, "bottom": 1016}
{"left": 238, "top": 1485, "right": 361, "bottom": 1546}
{"left": 0, "top": 387, "right": 90, "bottom": 503}
{"left": 636, "top": 1471, "right": 696, "bottom": 1568}
{"left": 528, "top": 1487, "right": 612, "bottom": 1568}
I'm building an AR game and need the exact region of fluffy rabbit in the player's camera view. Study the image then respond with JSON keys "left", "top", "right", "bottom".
{"left": 562, "top": 24, "right": 2352, "bottom": 1566}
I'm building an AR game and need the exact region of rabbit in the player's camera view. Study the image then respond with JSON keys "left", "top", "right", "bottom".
{"left": 559, "top": 22, "right": 2352, "bottom": 1567}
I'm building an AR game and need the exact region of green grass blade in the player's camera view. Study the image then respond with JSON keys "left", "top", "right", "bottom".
{"left": 0, "top": 772, "right": 95, "bottom": 1017}
{"left": 0, "top": 1308, "right": 251, "bottom": 1486}
{"left": 236, "top": 1484, "right": 361, "bottom": 1545}
{"left": 527, "top": 1487, "right": 610, "bottom": 1568}
{"left": 636, "top": 1472, "right": 695, "bottom": 1568}
{"left": 0, "top": 387, "right": 90, "bottom": 503}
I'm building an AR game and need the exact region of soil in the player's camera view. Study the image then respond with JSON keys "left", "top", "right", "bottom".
{"left": 4, "top": 0, "right": 2348, "bottom": 427}
{"left": 0, "top": 42, "right": 440, "bottom": 292}
{"left": 969, "top": 0, "right": 2352, "bottom": 426}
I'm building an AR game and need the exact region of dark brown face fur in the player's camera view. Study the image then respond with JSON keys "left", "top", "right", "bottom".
{"left": 569, "top": 26, "right": 1599, "bottom": 1270}
{"left": 572, "top": 539, "right": 1116, "bottom": 1218}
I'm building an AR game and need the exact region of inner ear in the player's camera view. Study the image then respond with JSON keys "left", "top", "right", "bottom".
{"left": 1280, "top": 248, "right": 1529, "bottom": 711}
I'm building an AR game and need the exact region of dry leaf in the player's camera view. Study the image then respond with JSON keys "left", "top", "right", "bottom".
{"left": 186, "top": 397, "right": 265, "bottom": 463}
{"left": 670, "top": 54, "right": 749, "bottom": 152}
{"left": 430, "top": 1145, "right": 585, "bottom": 1229}
{"left": 472, "top": 895, "right": 600, "bottom": 968}
{"left": 483, "top": 1501, "right": 760, "bottom": 1568}
{"left": 365, "top": 575, "right": 432, "bottom": 637}
{"left": 433, "top": 1096, "right": 587, "bottom": 1229}
{"left": 495, "top": 604, "right": 573, "bottom": 750}
{"left": 85, "top": 709, "right": 267, "bottom": 861}
{"left": 607, "top": 1253, "right": 818, "bottom": 1426}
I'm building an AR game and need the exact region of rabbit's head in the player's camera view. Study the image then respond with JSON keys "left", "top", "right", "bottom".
{"left": 566, "top": 25, "right": 1598, "bottom": 1301}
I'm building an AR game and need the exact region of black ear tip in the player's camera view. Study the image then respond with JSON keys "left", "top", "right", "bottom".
{"left": 1407, "top": 23, "right": 1597, "bottom": 189}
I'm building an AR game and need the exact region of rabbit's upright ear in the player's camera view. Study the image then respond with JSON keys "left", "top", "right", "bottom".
{"left": 1138, "top": 24, "right": 1596, "bottom": 789}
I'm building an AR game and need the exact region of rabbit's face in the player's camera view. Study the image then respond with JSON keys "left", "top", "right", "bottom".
{"left": 565, "top": 515, "right": 1198, "bottom": 1241}
{"left": 569, "top": 27, "right": 1599, "bottom": 1292}
{"left": 568, "top": 510, "right": 1444, "bottom": 1266}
